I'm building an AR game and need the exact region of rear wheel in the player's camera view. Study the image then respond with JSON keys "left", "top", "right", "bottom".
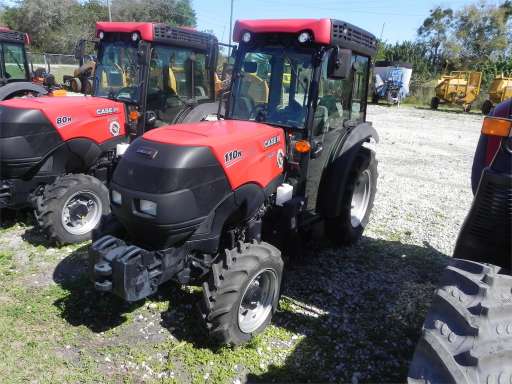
{"left": 408, "top": 259, "right": 512, "bottom": 384}
{"left": 325, "top": 149, "right": 378, "bottom": 245}
{"left": 463, "top": 104, "right": 472, "bottom": 113}
{"left": 200, "top": 242, "right": 283, "bottom": 346}
{"left": 481, "top": 100, "right": 493, "bottom": 115}
{"left": 34, "top": 174, "right": 109, "bottom": 245}
{"left": 431, "top": 97, "right": 440, "bottom": 110}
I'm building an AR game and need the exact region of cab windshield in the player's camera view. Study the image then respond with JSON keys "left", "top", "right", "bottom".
{"left": 229, "top": 46, "right": 314, "bottom": 129}
{"left": 0, "top": 42, "right": 29, "bottom": 82}
{"left": 94, "top": 40, "right": 140, "bottom": 103}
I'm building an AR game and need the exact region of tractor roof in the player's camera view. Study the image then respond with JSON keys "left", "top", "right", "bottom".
{"left": 95, "top": 22, "right": 217, "bottom": 50}
{"left": 234, "top": 18, "right": 377, "bottom": 57}
{"left": 0, "top": 27, "right": 28, "bottom": 45}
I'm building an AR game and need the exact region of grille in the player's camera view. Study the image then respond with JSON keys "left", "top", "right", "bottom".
{"left": 331, "top": 20, "right": 376, "bottom": 56}
{"left": 0, "top": 30, "right": 25, "bottom": 43}
{"left": 153, "top": 25, "right": 214, "bottom": 49}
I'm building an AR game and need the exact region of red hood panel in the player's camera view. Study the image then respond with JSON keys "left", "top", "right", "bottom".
{"left": 144, "top": 120, "right": 286, "bottom": 189}
{"left": 1, "top": 96, "right": 126, "bottom": 143}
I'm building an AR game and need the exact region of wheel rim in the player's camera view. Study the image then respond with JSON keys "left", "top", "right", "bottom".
{"left": 350, "top": 168, "right": 372, "bottom": 228}
{"left": 61, "top": 190, "right": 102, "bottom": 236}
{"left": 238, "top": 269, "right": 278, "bottom": 334}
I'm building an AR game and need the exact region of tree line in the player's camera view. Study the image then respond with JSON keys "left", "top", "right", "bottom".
{"left": 0, "top": 0, "right": 196, "bottom": 53}
{"left": 377, "top": 1, "right": 512, "bottom": 87}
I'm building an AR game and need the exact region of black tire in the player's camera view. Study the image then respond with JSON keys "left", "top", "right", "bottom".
{"left": 481, "top": 100, "right": 493, "bottom": 115}
{"left": 92, "top": 213, "right": 126, "bottom": 242}
{"left": 325, "top": 149, "right": 378, "bottom": 246}
{"left": 408, "top": 259, "right": 512, "bottom": 384}
{"left": 431, "top": 97, "right": 440, "bottom": 110}
{"left": 372, "top": 93, "right": 379, "bottom": 104}
{"left": 463, "top": 104, "right": 472, "bottom": 113}
{"left": 34, "top": 174, "right": 110, "bottom": 245}
{"left": 200, "top": 241, "right": 283, "bottom": 346}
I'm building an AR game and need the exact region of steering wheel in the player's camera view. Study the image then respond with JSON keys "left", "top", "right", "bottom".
{"left": 250, "top": 104, "right": 268, "bottom": 121}
{"left": 112, "top": 86, "right": 137, "bottom": 99}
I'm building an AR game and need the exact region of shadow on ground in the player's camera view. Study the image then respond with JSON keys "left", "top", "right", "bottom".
{"left": 414, "top": 105, "right": 481, "bottom": 115}
{"left": 53, "top": 235, "right": 449, "bottom": 382}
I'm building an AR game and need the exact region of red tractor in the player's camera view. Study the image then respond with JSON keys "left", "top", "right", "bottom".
{"left": 0, "top": 27, "right": 48, "bottom": 100}
{"left": 89, "top": 18, "right": 379, "bottom": 345}
{"left": 0, "top": 22, "right": 219, "bottom": 244}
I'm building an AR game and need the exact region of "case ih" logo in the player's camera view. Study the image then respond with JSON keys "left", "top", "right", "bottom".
{"left": 96, "top": 107, "right": 119, "bottom": 115}
{"left": 264, "top": 136, "right": 280, "bottom": 148}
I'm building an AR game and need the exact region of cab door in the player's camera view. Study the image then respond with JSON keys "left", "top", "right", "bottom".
{"left": 305, "top": 54, "right": 369, "bottom": 213}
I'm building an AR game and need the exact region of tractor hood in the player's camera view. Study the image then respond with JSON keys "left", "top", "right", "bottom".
{"left": 142, "top": 119, "right": 287, "bottom": 190}
{"left": 0, "top": 96, "right": 126, "bottom": 143}
{"left": 110, "top": 119, "right": 286, "bottom": 249}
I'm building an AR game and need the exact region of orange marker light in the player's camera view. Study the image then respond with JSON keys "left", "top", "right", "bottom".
{"left": 129, "top": 111, "right": 139, "bottom": 121}
{"left": 52, "top": 89, "right": 67, "bottom": 97}
{"left": 481, "top": 117, "right": 512, "bottom": 137}
{"left": 295, "top": 140, "right": 311, "bottom": 153}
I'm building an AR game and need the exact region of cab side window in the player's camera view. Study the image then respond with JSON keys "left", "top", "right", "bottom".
{"left": 316, "top": 58, "right": 351, "bottom": 136}
{"left": 350, "top": 55, "right": 369, "bottom": 122}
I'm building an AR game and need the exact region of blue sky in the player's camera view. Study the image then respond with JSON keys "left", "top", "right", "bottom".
{"left": 193, "top": 0, "right": 481, "bottom": 44}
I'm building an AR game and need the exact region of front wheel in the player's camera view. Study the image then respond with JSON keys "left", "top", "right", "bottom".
{"left": 200, "top": 242, "right": 283, "bottom": 346}
{"left": 34, "top": 174, "right": 110, "bottom": 245}
{"left": 325, "top": 149, "right": 378, "bottom": 245}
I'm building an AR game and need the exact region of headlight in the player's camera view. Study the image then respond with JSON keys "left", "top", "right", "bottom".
{"left": 298, "top": 31, "right": 311, "bottom": 43}
{"left": 111, "top": 190, "right": 122, "bottom": 205}
{"left": 139, "top": 199, "right": 157, "bottom": 216}
{"left": 242, "top": 32, "right": 252, "bottom": 43}
{"left": 131, "top": 32, "right": 139, "bottom": 42}
{"left": 98, "top": 31, "right": 105, "bottom": 40}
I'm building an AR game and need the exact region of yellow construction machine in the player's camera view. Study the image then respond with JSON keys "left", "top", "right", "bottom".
{"left": 431, "top": 71, "right": 482, "bottom": 112}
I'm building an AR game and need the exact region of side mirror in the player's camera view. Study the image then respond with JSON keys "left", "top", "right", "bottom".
{"left": 328, "top": 48, "right": 352, "bottom": 79}
{"left": 137, "top": 42, "right": 149, "bottom": 65}
{"left": 243, "top": 61, "right": 257, "bottom": 73}
{"left": 145, "top": 111, "right": 157, "bottom": 127}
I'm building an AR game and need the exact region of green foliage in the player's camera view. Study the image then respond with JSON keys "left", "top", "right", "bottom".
{"left": 111, "top": 0, "right": 196, "bottom": 27}
{"left": 0, "top": 0, "right": 196, "bottom": 54}
{"left": 377, "top": 0, "right": 511, "bottom": 99}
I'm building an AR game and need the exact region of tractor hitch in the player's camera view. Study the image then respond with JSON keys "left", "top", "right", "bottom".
{"left": 89, "top": 236, "right": 165, "bottom": 302}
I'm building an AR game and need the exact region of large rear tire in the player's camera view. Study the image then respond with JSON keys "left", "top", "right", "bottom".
{"left": 34, "top": 174, "right": 110, "bottom": 245}
{"left": 408, "top": 258, "right": 512, "bottom": 384}
{"left": 325, "top": 149, "right": 378, "bottom": 246}
{"left": 200, "top": 242, "right": 283, "bottom": 346}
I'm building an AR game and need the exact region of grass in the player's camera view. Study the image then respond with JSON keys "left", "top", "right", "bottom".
{"left": 0, "top": 211, "right": 449, "bottom": 383}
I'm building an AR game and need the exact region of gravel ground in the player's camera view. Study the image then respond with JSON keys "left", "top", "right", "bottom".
{"left": 0, "top": 105, "right": 484, "bottom": 383}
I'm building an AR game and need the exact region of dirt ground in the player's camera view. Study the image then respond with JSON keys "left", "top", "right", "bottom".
{"left": 0, "top": 105, "right": 483, "bottom": 383}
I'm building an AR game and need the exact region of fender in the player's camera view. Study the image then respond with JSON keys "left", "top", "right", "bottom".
{"left": 317, "top": 122, "right": 379, "bottom": 218}
{"left": 174, "top": 101, "right": 219, "bottom": 123}
{"left": 0, "top": 82, "right": 48, "bottom": 100}
{"left": 187, "top": 182, "right": 268, "bottom": 253}
{"left": 28, "top": 136, "right": 123, "bottom": 180}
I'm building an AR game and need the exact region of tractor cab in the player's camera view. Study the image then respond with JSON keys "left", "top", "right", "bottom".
{"left": 0, "top": 27, "right": 30, "bottom": 84}
{"left": 90, "top": 22, "right": 219, "bottom": 138}
{"left": 226, "top": 19, "right": 377, "bottom": 212}
{"left": 0, "top": 27, "right": 49, "bottom": 100}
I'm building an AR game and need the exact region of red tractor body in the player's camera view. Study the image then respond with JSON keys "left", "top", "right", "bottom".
{"left": 1, "top": 96, "right": 126, "bottom": 143}
{"left": 90, "top": 18, "right": 379, "bottom": 345}
{"left": 0, "top": 21, "right": 219, "bottom": 244}
{"left": 144, "top": 120, "right": 285, "bottom": 189}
